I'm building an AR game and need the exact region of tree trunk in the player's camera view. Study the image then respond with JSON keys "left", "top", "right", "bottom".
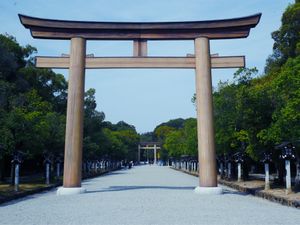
{"left": 0, "top": 157, "right": 4, "bottom": 181}
{"left": 295, "top": 159, "right": 300, "bottom": 190}
{"left": 242, "top": 162, "right": 249, "bottom": 180}
{"left": 10, "top": 162, "right": 15, "bottom": 186}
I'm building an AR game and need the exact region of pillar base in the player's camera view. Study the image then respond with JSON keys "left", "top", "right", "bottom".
{"left": 56, "top": 187, "right": 86, "bottom": 195}
{"left": 285, "top": 188, "right": 292, "bottom": 195}
{"left": 194, "top": 186, "right": 223, "bottom": 195}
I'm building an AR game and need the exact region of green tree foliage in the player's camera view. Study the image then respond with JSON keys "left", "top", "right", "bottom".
{"left": 214, "top": 61, "right": 299, "bottom": 160}
{"left": 213, "top": 1, "right": 300, "bottom": 161}
{"left": 152, "top": 118, "right": 197, "bottom": 159}
{"left": 0, "top": 34, "right": 62, "bottom": 159}
{"left": 164, "top": 130, "right": 184, "bottom": 158}
{"left": 102, "top": 127, "right": 139, "bottom": 161}
{"left": 265, "top": 0, "right": 300, "bottom": 72}
{"left": 139, "top": 132, "right": 154, "bottom": 142}
{"left": 181, "top": 118, "right": 197, "bottom": 156}
{"left": 154, "top": 118, "right": 185, "bottom": 133}
{"left": 258, "top": 56, "right": 300, "bottom": 145}
{"left": 82, "top": 88, "right": 105, "bottom": 160}
{"left": 154, "top": 125, "right": 176, "bottom": 141}
{"left": 0, "top": 33, "right": 140, "bottom": 179}
{"left": 112, "top": 121, "right": 137, "bottom": 131}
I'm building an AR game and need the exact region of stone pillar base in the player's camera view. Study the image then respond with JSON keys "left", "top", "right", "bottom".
{"left": 57, "top": 187, "right": 86, "bottom": 195}
{"left": 194, "top": 186, "right": 223, "bottom": 195}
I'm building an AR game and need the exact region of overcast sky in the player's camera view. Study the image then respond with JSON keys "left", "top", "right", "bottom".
{"left": 0, "top": 0, "right": 294, "bottom": 133}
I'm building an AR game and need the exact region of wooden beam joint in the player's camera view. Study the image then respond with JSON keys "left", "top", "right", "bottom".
{"left": 133, "top": 40, "right": 148, "bottom": 57}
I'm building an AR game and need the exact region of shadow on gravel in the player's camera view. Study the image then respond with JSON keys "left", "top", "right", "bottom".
{"left": 85, "top": 172, "right": 128, "bottom": 179}
{"left": 83, "top": 171, "right": 130, "bottom": 185}
{"left": 222, "top": 189, "right": 249, "bottom": 196}
{"left": 101, "top": 171, "right": 129, "bottom": 176}
{"left": 85, "top": 185, "right": 195, "bottom": 193}
{"left": 0, "top": 194, "right": 41, "bottom": 207}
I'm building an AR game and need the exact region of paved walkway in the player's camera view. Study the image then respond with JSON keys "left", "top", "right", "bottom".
{"left": 0, "top": 165, "right": 299, "bottom": 225}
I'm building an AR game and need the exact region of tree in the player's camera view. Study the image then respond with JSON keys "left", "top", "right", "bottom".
{"left": 258, "top": 56, "right": 300, "bottom": 145}
{"left": 154, "top": 125, "right": 176, "bottom": 141}
{"left": 182, "top": 118, "right": 197, "bottom": 157}
{"left": 265, "top": 0, "right": 300, "bottom": 72}
{"left": 139, "top": 132, "right": 154, "bottom": 142}
{"left": 42, "top": 112, "right": 65, "bottom": 156}
{"left": 102, "top": 127, "right": 139, "bottom": 161}
{"left": 163, "top": 130, "right": 184, "bottom": 158}
{"left": 112, "top": 121, "right": 136, "bottom": 131}
{"left": 214, "top": 80, "right": 239, "bottom": 155}
{"left": 154, "top": 118, "right": 185, "bottom": 133}
{"left": 4, "top": 90, "right": 55, "bottom": 157}
{"left": 82, "top": 88, "right": 106, "bottom": 160}
{"left": 154, "top": 118, "right": 197, "bottom": 159}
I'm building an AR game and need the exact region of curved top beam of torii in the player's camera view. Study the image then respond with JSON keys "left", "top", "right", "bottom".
{"left": 19, "top": 13, "right": 261, "bottom": 40}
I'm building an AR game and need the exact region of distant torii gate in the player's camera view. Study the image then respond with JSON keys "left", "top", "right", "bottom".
{"left": 138, "top": 142, "right": 161, "bottom": 164}
{"left": 19, "top": 13, "right": 261, "bottom": 195}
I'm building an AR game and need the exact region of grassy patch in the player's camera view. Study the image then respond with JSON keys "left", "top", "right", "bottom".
{"left": 0, "top": 177, "right": 63, "bottom": 201}
{"left": 0, "top": 183, "right": 49, "bottom": 198}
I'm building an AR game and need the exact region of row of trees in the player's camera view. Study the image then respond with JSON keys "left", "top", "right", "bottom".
{"left": 153, "top": 118, "right": 197, "bottom": 159}
{"left": 0, "top": 34, "right": 139, "bottom": 179}
{"left": 145, "top": 1, "right": 299, "bottom": 165}
{"left": 213, "top": 0, "right": 300, "bottom": 160}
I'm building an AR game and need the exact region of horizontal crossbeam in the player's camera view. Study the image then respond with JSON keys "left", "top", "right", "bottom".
{"left": 36, "top": 56, "right": 245, "bottom": 69}
{"left": 139, "top": 147, "right": 161, "bottom": 150}
{"left": 19, "top": 14, "right": 261, "bottom": 40}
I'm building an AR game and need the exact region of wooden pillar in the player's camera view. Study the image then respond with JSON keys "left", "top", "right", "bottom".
{"left": 194, "top": 37, "right": 217, "bottom": 187}
{"left": 63, "top": 37, "right": 86, "bottom": 188}
{"left": 133, "top": 40, "right": 147, "bottom": 56}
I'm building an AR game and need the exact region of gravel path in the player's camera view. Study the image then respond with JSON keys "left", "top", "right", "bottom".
{"left": 0, "top": 165, "right": 299, "bottom": 225}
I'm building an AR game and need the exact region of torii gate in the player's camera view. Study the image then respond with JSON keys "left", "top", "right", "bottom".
{"left": 19, "top": 13, "right": 261, "bottom": 195}
{"left": 138, "top": 142, "right": 161, "bottom": 164}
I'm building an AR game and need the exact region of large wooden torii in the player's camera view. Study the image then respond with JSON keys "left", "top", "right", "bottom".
{"left": 19, "top": 13, "right": 261, "bottom": 195}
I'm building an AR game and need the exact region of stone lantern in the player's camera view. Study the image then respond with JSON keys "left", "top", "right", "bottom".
{"left": 11, "top": 151, "right": 24, "bottom": 191}
{"left": 43, "top": 152, "right": 53, "bottom": 185}
{"left": 261, "top": 152, "right": 272, "bottom": 190}
{"left": 277, "top": 142, "right": 296, "bottom": 194}
{"left": 55, "top": 156, "right": 63, "bottom": 178}
{"left": 225, "top": 154, "right": 234, "bottom": 180}
{"left": 234, "top": 152, "right": 244, "bottom": 182}
{"left": 217, "top": 154, "right": 226, "bottom": 179}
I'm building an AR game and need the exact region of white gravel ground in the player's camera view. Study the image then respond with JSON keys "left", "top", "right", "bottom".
{"left": 0, "top": 165, "right": 299, "bottom": 225}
